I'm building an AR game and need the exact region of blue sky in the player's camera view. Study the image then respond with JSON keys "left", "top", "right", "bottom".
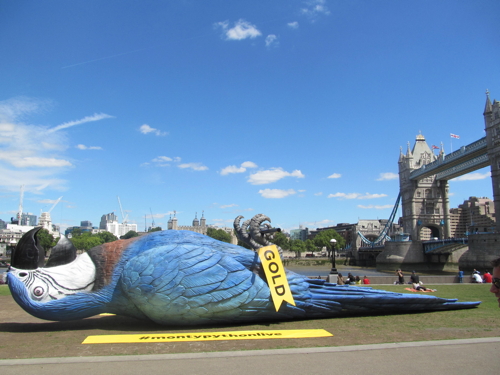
{"left": 1, "top": 0, "right": 499, "bottom": 233}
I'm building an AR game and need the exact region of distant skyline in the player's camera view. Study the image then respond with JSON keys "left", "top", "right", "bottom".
{"left": 1, "top": 0, "right": 499, "bottom": 233}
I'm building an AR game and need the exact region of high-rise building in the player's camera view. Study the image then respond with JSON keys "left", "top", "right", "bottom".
{"left": 449, "top": 197, "right": 496, "bottom": 236}
{"left": 100, "top": 212, "right": 137, "bottom": 238}
{"left": 21, "top": 213, "right": 37, "bottom": 226}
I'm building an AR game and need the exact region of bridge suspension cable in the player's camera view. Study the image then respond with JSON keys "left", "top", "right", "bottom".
{"left": 357, "top": 193, "right": 401, "bottom": 247}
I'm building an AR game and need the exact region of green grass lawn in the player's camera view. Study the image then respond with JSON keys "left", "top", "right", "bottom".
{"left": 0, "top": 284, "right": 10, "bottom": 296}
{"left": 0, "top": 282, "right": 497, "bottom": 359}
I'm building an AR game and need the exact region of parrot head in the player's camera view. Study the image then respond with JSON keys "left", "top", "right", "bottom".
{"left": 8, "top": 227, "right": 96, "bottom": 303}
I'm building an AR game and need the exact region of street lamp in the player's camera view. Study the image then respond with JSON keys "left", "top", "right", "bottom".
{"left": 329, "top": 238, "right": 337, "bottom": 275}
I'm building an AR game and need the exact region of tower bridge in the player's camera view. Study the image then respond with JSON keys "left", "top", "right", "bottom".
{"left": 374, "top": 92, "right": 500, "bottom": 271}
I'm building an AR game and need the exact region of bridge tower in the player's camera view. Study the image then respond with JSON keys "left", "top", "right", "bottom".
{"left": 484, "top": 90, "right": 500, "bottom": 232}
{"left": 398, "top": 134, "right": 450, "bottom": 241}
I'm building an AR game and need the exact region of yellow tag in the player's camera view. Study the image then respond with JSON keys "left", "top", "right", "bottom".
{"left": 258, "top": 245, "right": 296, "bottom": 311}
{"left": 82, "top": 329, "right": 332, "bottom": 344}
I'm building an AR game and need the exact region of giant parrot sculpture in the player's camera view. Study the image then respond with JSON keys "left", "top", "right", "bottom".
{"left": 6, "top": 214, "right": 480, "bottom": 326}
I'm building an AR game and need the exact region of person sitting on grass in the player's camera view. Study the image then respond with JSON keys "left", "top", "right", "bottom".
{"left": 472, "top": 272, "right": 483, "bottom": 283}
{"left": 362, "top": 276, "right": 370, "bottom": 285}
{"left": 483, "top": 271, "right": 492, "bottom": 284}
{"left": 410, "top": 271, "right": 420, "bottom": 284}
{"left": 337, "top": 273, "right": 345, "bottom": 285}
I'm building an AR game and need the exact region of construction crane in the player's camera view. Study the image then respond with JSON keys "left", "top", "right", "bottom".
{"left": 117, "top": 196, "right": 128, "bottom": 224}
{"left": 16, "top": 185, "right": 24, "bottom": 224}
{"left": 48, "top": 196, "right": 62, "bottom": 213}
{"left": 150, "top": 208, "right": 156, "bottom": 229}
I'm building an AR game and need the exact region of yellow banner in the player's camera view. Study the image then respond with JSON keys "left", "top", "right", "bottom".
{"left": 258, "top": 245, "right": 295, "bottom": 311}
{"left": 82, "top": 329, "right": 332, "bottom": 344}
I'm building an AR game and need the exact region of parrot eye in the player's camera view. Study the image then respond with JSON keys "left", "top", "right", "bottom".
{"left": 19, "top": 272, "right": 28, "bottom": 278}
{"left": 33, "top": 286, "right": 44, "bottom": 297}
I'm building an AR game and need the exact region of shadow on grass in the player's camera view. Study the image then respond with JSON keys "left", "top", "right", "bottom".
{"left": 0, "top": 314, "right": 281, "bottom": 334}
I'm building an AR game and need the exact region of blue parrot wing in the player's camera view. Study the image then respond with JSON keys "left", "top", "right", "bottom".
{"left": 119, "top": 241, "right": 273, "bottom": 325}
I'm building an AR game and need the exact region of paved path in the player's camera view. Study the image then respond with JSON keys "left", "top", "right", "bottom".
{"left": 1, "top": 337, "right": 499, "bottom": 375}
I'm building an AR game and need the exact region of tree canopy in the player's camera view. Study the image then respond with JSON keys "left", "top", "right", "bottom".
{"left": 120, "top": 230, "right": 139, "bottom": 239}
{"left": 37, "top": 228, "right": 56, "bottom": 254}
{"left": 96, "top": 231, "right": 118, "bottom": 243}
{"left": 290, "top": 239, "right": 306, "bottom": 256}
{"left": 312, "top": 229, "right": 345, "bottom": 256}
{"left": 70, "top": 232, "right": 104, "bottom": 251}
{"left": 69, "top": 230, "right": 118, "bottom": 251}
{"left": 148, "top": 227, "right": 162, "bottom": 232}
{"left": 206, "top": 227, "right": 232, "bottom": 243}
{"left": 271, "top": 231, "right": 290, "bottom": 250}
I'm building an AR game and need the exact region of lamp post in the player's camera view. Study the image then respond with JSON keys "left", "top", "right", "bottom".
{"left": 329, "top": 238, "right": 337, "bottom": 275}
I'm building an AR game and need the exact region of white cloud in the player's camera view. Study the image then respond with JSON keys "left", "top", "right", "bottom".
{"left": 139, "top": 124, "right": 168, "bottom": 136}
{"left": 315, "top": 192, "right": 323, "bottom": 196}
{"left": 301, "top": 0, "right": 331, "bottom": 18}
{"left": 178, "top": 163, "right": 208, "bottom": 171}
{"left": 220, "top": 161, "right": 258, "bottom": 175}
{"left": 298, "top": 219, "right": 333, "bottom": 228}
{"left": 6, "top": 156, "right": 72, "bottom": 168}
{"left": 215, "top": 19, "right": 262, "bottom": 41}
{"left": 358, "top": 204, "right": 394, "bottom": 209}
{"left": 220, "top": 203, "right": 238, "bottom": 209}
{"left": 76, "top": 144, "right": 102, "bottom": 150}
{"left": 265, "top": 34, "right": 278, "bottom": 47}
{"left": 358, "top": 193, "right": 388, "bottom": 199}
{"left": 0, "top": 96, "right": 52, "bottom": 123}
{"left": 328, "top": 192, "right": 387, "bottom": 200}
{"left": 259, "top": 188, "right": 297, "bottom": 199}
{"left": 241, "top": 161, "right": 257, "bottom": 168}
{"left": 377, "top": 172, "right": 398, "bottom": 181}
{"left": 248, "top": 168, "right": 305, "bottom": 185}
{"left": 0, "top": 165, "right": 67, "bottom": 192}
{"left": 146, "top": 156, "right": 182, "bottom": 167}
{"left": 221, "top": 165, "right": 245, "bottom": 175}
{"left": 288, "top": 21, "right": 299, "bottom": 29}
{"left": 0, "top": 97, "right": 78, "bottom": 192}
{"left": 328, "top": 173, "right": 341, "bottom": 179}
{"left": 48, "top": 113, "right": 114, "bottom": 133}
{"left": 328, "top": 192, "right": 360, "bottom": 200}
{"left": 452, "top": 172, "right": 491, "bottom": 181}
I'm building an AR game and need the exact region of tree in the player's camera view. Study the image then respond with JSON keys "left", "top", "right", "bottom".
{"left": 70, "top": 232, "right": 103, "bottom": 251}
{"left": 305, "top": 239, "right": 316, "bottom": 254}
{"left": 206, "top": 227, "right": 232, "bottom": 243}
{"left": 290, "top": 239, "right": 306, "bottom": 258}
{"left": 37, "top": 228, "right": 56, "bottom": 255}
{"left": 120, "top": 230, "right": 139, "bottom": 240}
{"left": 313, "top": 229, "right": 345, "bottom": 257}
{"left": 148, "top": 227, "right": 162, "bottom": 232}
{"left": 96, "top": 231, "right": 118, "bottom": 243}
{"left": 270, "top": 231, "right": 290, "bottom": 250}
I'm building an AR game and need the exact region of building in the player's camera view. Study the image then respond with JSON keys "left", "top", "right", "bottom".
{"left": 99, "top": 212, "right": 137, "bottom": 238}
{"left": 168, "top": 211, "right": 207, "bottom": 234}
{"left": 20, "top": 212, "right": 37, "bottom": 226}
{"left": 449, "top": 196, "right": 496, "bottom": 237}
{"left": 167, "top": 211, "right": 237, "bottom": 244}
{"left": 290, "top": 226, "right": 309, "bottom": 241}
{"left": 0, "top": 224, "right": 36, "bottom": 257}
{"left": 100, "top": 213, "right": 118, "bottom": 230}
{"left": 38, "top": 212, "right": 60, "bottom": 234}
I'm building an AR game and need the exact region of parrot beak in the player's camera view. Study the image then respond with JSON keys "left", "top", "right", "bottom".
{"left": 11, "top": 227, "right": 77, "bottom": 270}
{"left": 11, "top": 227, "right": 44, "bottom": 270}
